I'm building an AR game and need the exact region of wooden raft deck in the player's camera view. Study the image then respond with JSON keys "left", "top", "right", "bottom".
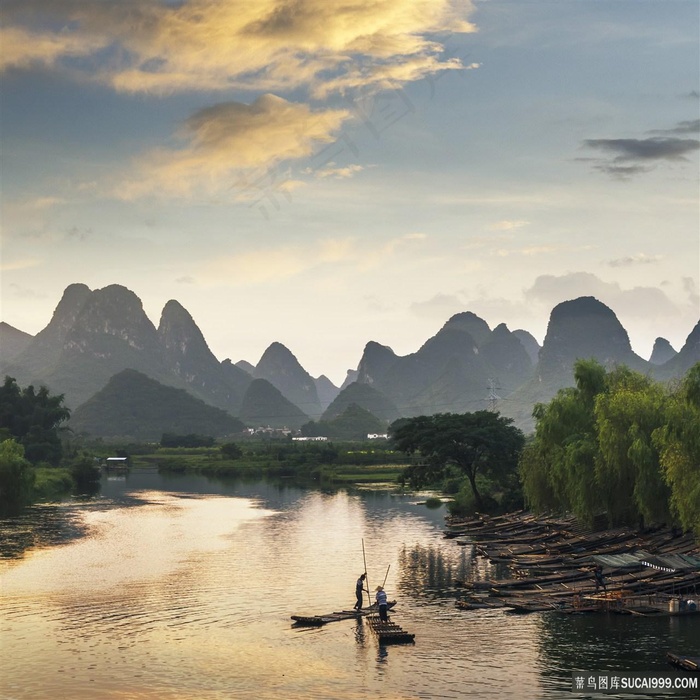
{"left": 365, "top": 614, "right": 415, "bottom": 645}
{"left": 291, "top": 601, "right": 395, "bottom": 627}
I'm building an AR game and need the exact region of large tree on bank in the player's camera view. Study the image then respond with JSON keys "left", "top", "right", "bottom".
{"left": 0, "top": 376, "right": 71, "bottom": 465}
{"left": 390, "top": 411, "right": 525, "bottom": 510}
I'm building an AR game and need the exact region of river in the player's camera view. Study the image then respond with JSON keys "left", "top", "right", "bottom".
{"left": 1, "top": 471, "right": 697, "bottom": 699}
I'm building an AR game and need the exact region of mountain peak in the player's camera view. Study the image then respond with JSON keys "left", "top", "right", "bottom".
{"left": 538, "top": 296, "right": 643, "bottom": 377}
{"left": 255, "top": 342, "right": 322, "bottom": 418}
{"left": 442, "top": 312, "right": 491, "bottom": 345}
{"left": 649, "top": 337, "right": 677, "bottom": 365}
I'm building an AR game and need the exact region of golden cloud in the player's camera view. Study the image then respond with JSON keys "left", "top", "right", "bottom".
{"left": 199, "top": 232, "right": 428, "bottom": 284}
{"left": 0, "top": 26, "right": 106, "bottom": 70}
{"left": 2, "top": 0, "right": 476, "bottom": 95}
{"left": 112, "top": 95, "right": 350, "bottom": 200}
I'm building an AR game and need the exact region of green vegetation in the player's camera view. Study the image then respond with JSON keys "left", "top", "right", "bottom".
{"left": 0, "top": 377, "right": 101, "bottom": 509}
{"left": 144, "top": 439, "right": 407, "bottom": 484}
{"left": 520, "top": 359, "right": 700, "bottom": 535}
{"left": 34, "top": 466, "right": 74, "bottom": 500}
{"left": 0, "top": 376, "right": 71, "bottom": 465}
{"left": 161, "top": 433, "right": 216, "bottom": 448}
{"left": 390, "top": 411, "right": 525, "bottom": 516}
{"left": 0, "top": 439, "right": 36, "bottom": 510}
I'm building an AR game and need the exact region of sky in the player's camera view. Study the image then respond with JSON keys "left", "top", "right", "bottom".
{"left": 1, "top": 0, "right": 699, "bottom": 386}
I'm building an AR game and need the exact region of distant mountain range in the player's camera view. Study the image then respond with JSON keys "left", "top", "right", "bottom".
{"left": 1, "top": 284, "right": 698, "bottom": 438}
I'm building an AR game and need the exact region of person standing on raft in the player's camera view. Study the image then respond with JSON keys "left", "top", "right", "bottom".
{"left": 354, "top": 573, "right": 367, "bottom": 611}
{"left": 375, "top": 585, "right": 389, "bottom": 622}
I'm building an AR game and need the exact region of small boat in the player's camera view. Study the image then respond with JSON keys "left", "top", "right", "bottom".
{"left": 291, "top": 601, "right": 396, "bottom": 627}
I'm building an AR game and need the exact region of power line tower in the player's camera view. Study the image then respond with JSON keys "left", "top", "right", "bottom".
{"left": 485, "top": 378, "right": 501, "bottom": 412}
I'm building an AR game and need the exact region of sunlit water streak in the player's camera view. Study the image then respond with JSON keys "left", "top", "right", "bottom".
{"left": 1, "top": 474, "right": 697, "bottom": 700}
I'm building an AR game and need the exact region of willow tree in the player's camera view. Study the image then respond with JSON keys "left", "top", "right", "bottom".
{"left": 653, "top": 363, "right": 700, "bottom": 536}
{"left": 594, "top": 367, "right": 670, "bottom": 528}
{"left": 520, "top": 359, "right": 605, "bottom": 524}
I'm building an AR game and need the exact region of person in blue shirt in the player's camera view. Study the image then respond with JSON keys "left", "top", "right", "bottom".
{"left": 354, "top": 573, "right": 367, "bottom": 611}
{"left": 375, "top": 585, "right": 389, "bottom": 622}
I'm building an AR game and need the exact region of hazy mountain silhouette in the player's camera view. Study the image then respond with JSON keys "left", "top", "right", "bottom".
{"left": 254, "top": 342, "right": 322, "bottom": 419}
{"left": 70, "top": 369, "right": 244, "bottom": 440}
{"left": 239, "top": 378, "right": 309, "bottom": 429}
{"left": 512, "top": 329, "right": 540, "bottom": 365}
{"left": 500, "top": 297, "right": 652, "bottom": 432}
{"left": 314, "top": 374, "right": 340, "bottom": 412}
{"left": 158, "top": 300, "right": 248, "bottom": 413}
{"left": 351, "top": 313, "right": 533, "bottom": 417}
{"left": 649, "top": 337, "right": 677, "bottom": 365}
{"left": 0, "top": 322, "right": 33, "bottom": 363}
{"left": 654, "top": 321, "right": 700, "bottom": 378}
{"left": 2, "top": 284, "right": 697, "bottom": 434}
{"left": 321, "top": 381, "right": 400, "bottom": 423}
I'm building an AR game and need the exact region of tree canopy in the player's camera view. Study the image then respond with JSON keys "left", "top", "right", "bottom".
{"left": 520, "top": 359, "right": 700, "bottom": 535}
{"left": 390, "top": 411, "right": 525, "bottom": 510}
{"left": 0, "top": 376, "right": 70, "bottom": 465}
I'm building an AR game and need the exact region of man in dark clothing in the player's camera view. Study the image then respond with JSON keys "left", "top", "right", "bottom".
{"left": 594, "top": 565, "right": 606, "bottom": 593}
{"left": 354, "top": 573, "right": 367, "bottom": 611}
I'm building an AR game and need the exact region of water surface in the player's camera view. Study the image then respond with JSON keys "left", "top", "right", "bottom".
{"left": 1, "top": 472, "right": 697, "bottom": 699}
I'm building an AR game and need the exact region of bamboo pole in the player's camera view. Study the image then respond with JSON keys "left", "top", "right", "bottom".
{"left": 382, "top": 564, "right": 391, "bottom": 589}
{"left": 362, "top": 538, "right": 370, "bottom": 608}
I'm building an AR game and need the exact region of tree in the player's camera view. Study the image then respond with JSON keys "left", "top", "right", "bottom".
{"left": 0, "top": 439, "right": 35, "bottom": 510}
{"left": 221, "top": 442, "right": 243, "bottom": 460}
{"left": 69, "top": 452, "right": 101, "bottom": 492}
{"left": 0, "top": 377, "right": 71, "bottom": 465}
{"left": 653, "top": 363, "right": 700, "bottom": 536}
{"left": 594, "top": 366, "right": 670, "bottom": 528}
{"left": 390, "top": 411, "right": 525, "bottom": 510}
{"left": 520, "top": 360, "right": 605, "bottom": 524}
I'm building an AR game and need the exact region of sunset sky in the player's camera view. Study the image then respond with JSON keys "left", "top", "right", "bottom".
{"left": 2, "top": 0, "right": 699, "bottom": 385}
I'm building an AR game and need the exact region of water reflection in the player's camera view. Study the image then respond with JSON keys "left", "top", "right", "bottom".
{"left": 1, "top": 472, "right": 696, "bottom": 700}
{"left": 398, "top": 543, "right": 472, "bottom": 597}
{"left": 0, "top": 502, "right": 89, "bottom": 559}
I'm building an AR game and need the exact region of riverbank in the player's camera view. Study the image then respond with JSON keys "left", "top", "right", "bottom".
{"left": 133, "top": 443, "right": 408, "bottom": 484}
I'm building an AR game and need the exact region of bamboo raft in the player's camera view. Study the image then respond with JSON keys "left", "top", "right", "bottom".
{"left": 291, "top": 601, "right": 396, "bottom": 627}
{"left": 365, "top": 614, "right": 415, "bottom": 645}
{"left": 449, "top": 513, "right": 699, "bottom": 616}
{"left": 667, "top": 652, "right": 700, "bottom": 672}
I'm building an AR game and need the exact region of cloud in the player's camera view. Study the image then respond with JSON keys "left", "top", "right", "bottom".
{"left": 608, "top": 253, "right": 663, "bottom": 268}
{"left": 199, "top": 231, "right": 427, "bottom": 284}
{"left": 488, "top": 220, "right": 529, "bottom": 231}
{"left": 581, "top": 122, "right": 700, "bottom": 178}
{"left": 7, "top": 283, "right": 47, "bottom": 299}
{"left": 111, "top": 95, "right": 350, "bottom": 200}
{"left": 652, "top": 119, "right": 700, "bottom": 135}
{"left": 585, "top": 137, "right": 699, "bottom": 161}
{"left": 410, "top": 293, "right": 466, "bottom": 319}
{"left": 2, "top": 0, "right": 477, "bottom": 96}
{"left": 308, "top": 163, "right": 366, "bottom": 179}
{"left": 524, "top": 272, "right": 678, "bottom": 318}
{"left": 1, "top": 258, "right": 42, "bottom": 272}
{"left": 0, "top": 25, "right": 106, "bottom": 71}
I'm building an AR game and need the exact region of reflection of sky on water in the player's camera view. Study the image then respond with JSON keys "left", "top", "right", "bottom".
{"left": 1, "top": 471, "right": 696, "bottom": 700}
